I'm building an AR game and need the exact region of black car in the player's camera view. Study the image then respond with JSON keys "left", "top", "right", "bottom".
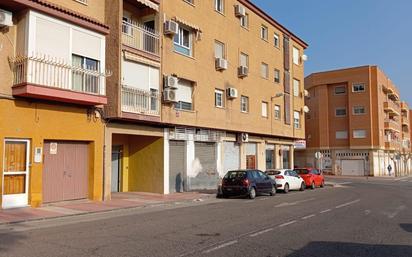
{"left": 218, "top": 169, "right": 277, "bottom": 199}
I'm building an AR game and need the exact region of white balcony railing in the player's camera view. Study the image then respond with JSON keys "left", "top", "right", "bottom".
{"left": 122, "top": 21, "right": 160, "bottom": 56}
{"left": 9, "top": 54, "right": 110, "bottom": 95}
{"left": 121, "top": 85, "right": 160, "bottom": 116}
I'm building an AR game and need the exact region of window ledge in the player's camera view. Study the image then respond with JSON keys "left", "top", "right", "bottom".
{"left": 214, "top": 10, "right": 226, "bottom": 16}
{"left": 174, "top": 108, "right": 196, "bottom": 113}
{"left": 173, "top": 50, "right": 195, "bottom": 60}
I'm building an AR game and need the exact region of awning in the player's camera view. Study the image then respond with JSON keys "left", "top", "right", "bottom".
{"left": 136, "top": 0, "right": 159, "bottom": 12}
{"left": 173, "top": 16, "right": 201, "bottom": 31}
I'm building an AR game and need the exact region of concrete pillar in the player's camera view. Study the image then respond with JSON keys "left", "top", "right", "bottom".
{"left": 103, "top": 127, "right": 112, "bottom": 201}
{"left": 289, "top": 145, "right": 294, "bottom": 169}
{"left": 240, "top": 143, "right": 246, "bottom": 169}
{"left": 257, "top": 142, "right": 266, "bottom": 171}
{"left": 163, "top": 129, "right": 170, "bottom": 194}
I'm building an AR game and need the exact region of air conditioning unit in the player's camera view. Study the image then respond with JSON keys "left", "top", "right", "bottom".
{"left": 238, "top": 66, "right": 248, "bottom": 78}
{"left": 302, "top": 106, "right": 310, "bottom": 113}
{"left": 215, "top": 58, "right": 228, "bottom": 71}
{"left": 226, "top": 88, "right": 238, "bottom": 99}
{"left": 237, "top": 133, "right": 249, "bottom": 143}
{"left": 163, "top": 88, "right": 178, "bottom": 103}
{"left": 164, "top": 75, "right": 179, "bottom": 89}
{"left": 234, "top": 5, "right": 246, "bottom": 17}
{"left": 164, "top": 20, "right": 179, "bottom": 35}
{"left": 0, "top": 9, "right": 13, "bottom": 27}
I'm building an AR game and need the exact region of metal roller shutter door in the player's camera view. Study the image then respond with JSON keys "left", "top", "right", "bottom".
{"left": 169, "top": 141, "right": 186, "bottom": 193}
{"left": 191, "top": 142, "right": 219, "bottom": 190}
{"left": 223, "top": 142, "right": 240, "bottom": 175}
{"left": 341, "top": 160, "right": 365, "bottom": 176}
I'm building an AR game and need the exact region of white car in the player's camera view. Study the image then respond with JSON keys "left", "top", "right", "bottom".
{"left": 266, "top": 169, "right": 306, "bottom": 193}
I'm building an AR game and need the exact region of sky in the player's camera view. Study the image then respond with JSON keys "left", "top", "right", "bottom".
{"left": 252, "top": 0, "right": 412, "bottom": 106}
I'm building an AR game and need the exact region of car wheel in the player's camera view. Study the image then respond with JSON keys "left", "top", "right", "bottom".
{"left": 249, "top": 187, "right": 256, "bottom": 199}
{"left": 300, "top": 182, "right": 306, "bottom": 191}
{"left": 311, "top": 181, "right": 315, "bottom": 190}
{"left": 270, "top": 185, "right": 277, "bottom": 196}
{"left": 320, "top": 180, "right": 325, "bottom": 188}
{"left": 284, "top": 183, "right": 289, "bottom": 193}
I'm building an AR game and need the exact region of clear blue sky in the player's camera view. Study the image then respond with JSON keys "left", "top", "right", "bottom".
{"left": 252, "top": 0, "right": 412, "bottom": 106}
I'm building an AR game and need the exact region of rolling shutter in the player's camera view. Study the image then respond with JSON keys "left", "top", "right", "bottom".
{"left": 284, "top": 94, "right": 291, "bottom": 125}
{"left": 169, "top": 141, "right": 186, "bottom": 193}
{"left": 192, "top": 142, "right": 219, "bottom": 190}
{"left": 284, "top": 71, "right": 290, "bottom": 94}
{"left": 223, "top": 142, "right": 240, "bottom": 174}
{"left": 283, "top": 36, "right": 290, "bottom": 71}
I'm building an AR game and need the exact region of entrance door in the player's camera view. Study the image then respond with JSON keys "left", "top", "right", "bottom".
{"left": 245, "top": 143, "right": 257, "bottom": 169}
{"left": 43, "top": 142, "right": 89, "bottom": 203}
{"left": 111, "top": 146, "right": 122, "bottom": 192}
{"left": 169, "top": 141, "right": 186, "bottom": 193}
{"left": 2, "top": 139, "right": 30, "bottom": 209}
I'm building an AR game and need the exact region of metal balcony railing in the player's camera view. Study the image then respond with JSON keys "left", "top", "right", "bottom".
{"left": 9, "top": 54, "right": 109, "bottom": 95}
{"left": 121, "top": 21, "right": 160, "bottom": 56}
{"left": 121, "top": 85, "right": 160, "bottom": 116}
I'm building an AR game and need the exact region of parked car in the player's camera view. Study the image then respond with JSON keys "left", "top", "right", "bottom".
{"left": 293, "top": 168, "right": 325, "bottom": 189}
{"left": 266, "top": 169, "right": 306, "bottom": 193}
{"left": 218, "top": 169, "right": 277, "bottom": 199}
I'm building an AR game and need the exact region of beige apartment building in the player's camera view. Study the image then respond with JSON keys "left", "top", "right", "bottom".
{"left": 103, "top": 0, "right": 308, "bottom": 198}
{"left": 299, "top": 66, "right": 411, "bottom": 177}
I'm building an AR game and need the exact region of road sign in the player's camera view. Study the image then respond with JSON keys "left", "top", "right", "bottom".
{"left": 315, "top": 151, "right": 323, "bottom": 159}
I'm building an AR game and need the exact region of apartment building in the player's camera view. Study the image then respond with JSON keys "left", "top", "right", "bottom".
{"left": 299, "top": 66, "right": 411, "bottom": 177}
{"left": 103, "top": 0, "right": 308, "bottom": 198}
{"left": 0, "top": 0, "right": 109, "bottom": 208}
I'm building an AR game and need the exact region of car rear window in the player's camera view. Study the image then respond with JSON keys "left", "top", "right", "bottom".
{"left": 224, "top": 171, "right": 247, "bottom": 179}
{"left": 294, "top": 169, "right": 309, "bottom": 175}
{"left": 266, "top": 170, "right": 281, "bottom": 175}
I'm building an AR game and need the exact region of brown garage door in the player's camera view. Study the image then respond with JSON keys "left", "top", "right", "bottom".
{"left": 43, "top": 141, "right": 89, "bottom": 203}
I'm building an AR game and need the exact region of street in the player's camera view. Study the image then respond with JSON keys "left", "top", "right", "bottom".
{"left": 0, "top": 177, "right": 411, "bottom": 257}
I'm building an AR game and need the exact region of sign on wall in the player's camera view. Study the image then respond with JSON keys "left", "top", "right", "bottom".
{"left": 50, "top": 142, "right": 58, "bottom": 155}
{"left": 294, "top": 140, "right": 306, "bottom": 149}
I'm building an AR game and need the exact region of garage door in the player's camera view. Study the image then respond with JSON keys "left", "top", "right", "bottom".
{"left": 223, "top": 142, "right": 240, "bottom": 175}
{"left": 341, "top": 160, "right": 365, "bottom": 176}
{"left": 43, "top": 142, "right": 89, "bottom": 203}
{"left": 191, "top": 142, "right": 219, "bottom": 190}
{"left": 169, "top": 141, "right": 186, "bottom": 193}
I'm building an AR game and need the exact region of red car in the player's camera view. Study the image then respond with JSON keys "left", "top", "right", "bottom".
{"left": 293, "top": 168, "right": 325, "bottom": 189}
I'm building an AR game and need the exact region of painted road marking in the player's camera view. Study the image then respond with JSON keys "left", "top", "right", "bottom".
{"left": 278, "top": 220, "right": 297, "bottom": 227}
{"left": 335, "top": 199, "right": 361, "bottom": 209}
{"left": 320, "top": 209, "right": 332, "bottom": 214}
{"left": 249, "top": 228, "right": 274, "bottom": 237}
{"left": 301, "top": 214, "right": 316, "bottom": 220}
{"left": 383, "top": 205, "right": 406, "bottom": 219}
{"left": 364, "top": 210, "right": 371, "bottom": 215}
{"left": 275, "top": 198, "right": 316, "bottom": 208}
{"left": 202, "top": 240, "right": 238, "bottom": 254}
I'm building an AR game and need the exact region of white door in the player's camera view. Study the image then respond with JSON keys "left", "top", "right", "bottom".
{"left": 2, "top": 139, "right": 30, "bottom": 209}
{"left": 341, "top": 160, "right": 365, "bottom": 176}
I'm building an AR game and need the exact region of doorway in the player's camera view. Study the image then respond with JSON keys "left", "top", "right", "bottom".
{"left": 111, "top": 146, "right": 122, "bottom": 193}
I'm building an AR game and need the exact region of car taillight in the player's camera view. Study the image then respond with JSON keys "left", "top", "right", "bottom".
{"left": 242, "top": 179, "right": 250, "bottom": 187}
{"left": 275, "top": 175, "right": 284, "bottom": 179}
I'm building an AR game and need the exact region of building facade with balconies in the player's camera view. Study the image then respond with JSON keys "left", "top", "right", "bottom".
{"left": 300, "top": 65, "right": 411, "bottom": 177}
{"left": 103, "top": 0, "right": 308, "bottom": 197}
{"left": 0, "top": 0, "right": 109, "bottom": 208}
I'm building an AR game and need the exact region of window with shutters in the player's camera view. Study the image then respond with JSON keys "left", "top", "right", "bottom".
{"left": 352, "top": 83, "right": 366, "bottom": 92}
{"left": 241, "top": 96, "right": 249, "bottom": 113}
{"left": 240, "top": 52, "right": 249, "bottom": 68}
{"left": 174, "top": 26, "right": 193, "bottom": 56}
{"left": 353, "top": 106, "right": 366, "bottom": 115}
{"left": 274, "top": 69, "right": 280, "bottom": 83}
{"left": 336, "top": 131, "right": 348, "bottom": 139}
{"left": 335, "top": 107, "right": 347, "bottom": 117}
{"left": 334, "top": 85, "right": 346, "bottom": 95}
{"left": 215, "top": 0, "right": 224, "bottom": 13}
{"left": 261, "top": 63, "right": 269, "bottom": 79}
{"left": 293, "top": 47, "right": 300, "bottom": 65}
{"left": 353, "top": 129, "right": 367, "bottom": 139}
{"left": 294, "top": 111, "right": 300, "bottom": 129}
{"left": 240, "top": 13, "right": 249, "bottom": 28}
{"left": 293, "top": 79, "right": 300, "bottom": 97}
{"left": 261, "top": 25, "right": 268, "bottom": 41}
{"left": 175, "top": 79, "right": 194, "bottom": 111}
{"left": 274, "top": 33, "right": 280, "bottom": 48}
{"left": 215, "top": 89, "right": 224, "bottom": 108}
{"left": 214, "top": 40, "right": 225, "bottom": 59}
{"left": 261, "top": 102, "right": 268, "bottom": 117}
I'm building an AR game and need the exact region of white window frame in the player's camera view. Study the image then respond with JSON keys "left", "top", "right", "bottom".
{"left": 274, "top": 33, "right": 280, "bottom": 48}
{"left": 274, "top": 69, "right": 280, "bottom": 83}
{"left": 352, "top": 83, "right": 366, "bottom": 92}
{"left": 336, "top": 130, "right": 348, "bottom": 139}
{"left": 214, "top": 40, "right": 225, "bottom": 59}
{"left": 240, "top": 52, "right": 249, "bottom": 68}
{"left": 335, "top": 107, "right": 347, "bottom": 117}
{"left": 261, "top": 25, "right": 268, "bottom": 41}
{"left": 174, "top": 26, "right": 193, "bottom": 57}
{"left": 353, "top": 106, "right": 366, "bottom": 115}
{"left": 274, "top": 105, "right": 281, "bottom": 120}
{"left": 261, "top": 102, "right": 268, "bottom": 117}
{"left": 293, "top": 79, "right": 300, "bottom": 97}
{"left": 240, "top": 13, "right": 249, "bottom": 28}
{"left": 294, "top": 111, "right": 301, "bottom": 129}
{"left": 293, "top": 47, "right": 300, "bottom": 65}
{"left": 353, "top": 129, "right": 367, "bottom": 139}
{"left": 261, "top": 62, "right": 269, "bottom": 79}
{"left": 241, "top": 95, "right": 249, "bottom": 113}
{"left": 214, "top": 0, "right": 224, "bottom": 13}
{"left": 215, "top": 89, "right": 224, "bottom": 108}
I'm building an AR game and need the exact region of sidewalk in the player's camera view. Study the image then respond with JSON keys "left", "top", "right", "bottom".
{"left": 0, "top": 192, "right": 214, "bottom": 225}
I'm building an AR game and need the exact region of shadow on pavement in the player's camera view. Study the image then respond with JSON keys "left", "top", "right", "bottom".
{"left": 0, "top": 230, "right": 27, "bottom": 253}
{"left": 400, "top": 224, "right": 412, "bottom": 233}
{"left": 286, "top": 241, "right": 412, "bottom": 257}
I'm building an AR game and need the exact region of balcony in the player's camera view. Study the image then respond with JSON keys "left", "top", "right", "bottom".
{"left": 384, "top": 119, "right": 401, "bottom": 132}
{"left": 401, "top": 101, "right": 409, "bottom": 111}
{"left": 385, "top": 140, "right": 401, "bottom": 150}
{"left": 121, "top": 21, "right": 160, "bottom": 57}
{"left": 10, "top": 55, "right": 108, "bottom": 105}
{"left": 384, "top": 101, "right": 400, "bottom": 116}
{"left": 121, "top": 85, "right": 160, "bottom": 119}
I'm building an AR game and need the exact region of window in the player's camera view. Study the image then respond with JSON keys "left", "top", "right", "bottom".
{"left": 72, "top": 54, "right": 100, "bottom": 94}
{"left": 274, "top": 105, "right": 281, "bottom": 119}
{"left": 335, "top": 107, "right": 347, "bottom": 117}
{"left": 240, "top": 52, "right": 248, "bottom": 68}
{"left": 353, "top": 106, "right": 366, "bottom": 115}
{"left": 293, "top": 79, "right": 300, "bottom": 97}
{"left": 293, "top": 47, "right": 300, "bottom": 65}
{"left": 294, "top": 111, "right": 300, "bottom": 129}
{"left": 215, "top": 89, "right": 224, "bottom": 108}
{"left": 174, "top": 26, "right": 192, "bottom": 56}
{"left": 260, "top": 25, "right": 268, "bottom": 41}
{"left": 184, "top": 0, "right": 194, "bottom": 4}
{"left": 122, "top": 16, "right": 132, "bottom": 35}
{"left": 214, "top": 40, "right": 225, "bottom": 59}
{"left": 74, "top": 0, "right": 88, "bottom": 5}
{"left": 240, "top": 13, "right": 249, "bottom": 28}
{"left": 261, "top": 102, "right": 268, "bottom": 117}
{"left": 274, "top": 33, "right": 280, "bottom": 48}
{"left": 241, "top": 96, "right": 249, "bottom": 113}
{"left": 175, "top": 79, "right": 193, "bottom": 111}
{"left": 150, "top": 88, "right": 158, "bottom": 111}
{"left": 353, "top": 129, "right": 367, "bottom": 139}
{"left": 215, "top": 0, "right": 224, "bottom": 13}
{"left": 336, "top": 131, "right": 348, "bottom": 139}
{"left": 274, "top": 69, "right": 280, "bottom": 83}
{"left": 353, "top": 83, "right": 365, "bottom": 92}
{"left": 261, "top": 63, "right": 269, "bottom": 79}
{"left": 334, "top": 85, "right": 346, "bottom": 95}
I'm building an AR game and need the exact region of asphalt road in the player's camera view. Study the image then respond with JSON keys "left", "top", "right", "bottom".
{"left": 0, "top": 176, "right": 411, "bottom": 257}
